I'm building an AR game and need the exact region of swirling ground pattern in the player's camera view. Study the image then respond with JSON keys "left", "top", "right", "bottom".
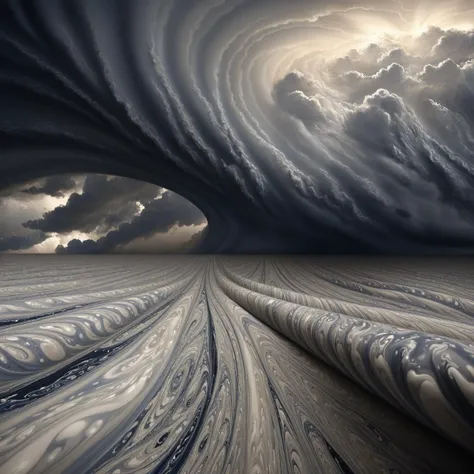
{"left": 0, "top": 255, "right": 473, "bottom": 473}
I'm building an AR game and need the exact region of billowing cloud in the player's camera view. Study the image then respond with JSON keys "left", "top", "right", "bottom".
{"left": 1, "top": 1, "right": 474, "bottom": 253}
{"left": 272, "top": 72, "right": 326, "bottom": 125}
{"left": 0, "top": 231, "right": 48, "bottom": 252}
{"left": 432, "top": 29, "right": 474, "bottom": 63}
{"left": 56, "top": 191, "right": 206, "bottom": 253}
{"left": 1, "top": 171, "right": 207, "bottom": 253}
{"left": 21, "top": 175, "right": 78, "bottom": 197}
{"left": 23, "top": 175, "right": 162, "bottom": 235}
{"left": 266, "top": 25, "right": 474, "bottom": 249}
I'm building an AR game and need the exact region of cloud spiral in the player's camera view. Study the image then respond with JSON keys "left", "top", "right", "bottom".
{"left": 1, "top": 0, "right": 474, "bottom": 253}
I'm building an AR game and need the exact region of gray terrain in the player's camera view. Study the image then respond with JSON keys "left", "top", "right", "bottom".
{"left": 0, "top": 255, "right": 473, "bottom": 473}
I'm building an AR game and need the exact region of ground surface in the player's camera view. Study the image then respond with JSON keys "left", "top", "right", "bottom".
{"left": 0, "top": 255, "right": 473, "bottom": 473}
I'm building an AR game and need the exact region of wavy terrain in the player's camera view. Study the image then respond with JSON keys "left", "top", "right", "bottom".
{"left": 0, "top": 256, "right": 473, "bottom": 473}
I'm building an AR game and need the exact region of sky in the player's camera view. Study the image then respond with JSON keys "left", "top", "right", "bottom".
{"left": 1, "top": 0, "right": 474, "bottom": 253}
{"left": 0, "top": 175, "right": 206, "bottom": 253}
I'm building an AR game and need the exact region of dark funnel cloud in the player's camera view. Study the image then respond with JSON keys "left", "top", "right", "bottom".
{"left": 1, "top": 0, "right": 474, "bottom": 253}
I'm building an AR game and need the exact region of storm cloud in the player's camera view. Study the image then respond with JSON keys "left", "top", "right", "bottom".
{"left": 56, "top": 191, "right": 206, "bottom": 253}
{"left": 1, "top": 0, "right": 474, "bottom": 253}
{"left": 0, "top": 231, "right": 48, "bottom": 252}
{"left": 21, "top": 175, "right": 78, "bottom": 198}
{"left": 23, "top": 175, "right": 162, "bottom": 235}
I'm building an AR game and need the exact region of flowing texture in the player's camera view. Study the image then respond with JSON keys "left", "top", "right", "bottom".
{"left": 2, "top": 0, "right": 474, "bottom": 253}
{"left": 0, "top": 256, "right": 473, "bottom": 473}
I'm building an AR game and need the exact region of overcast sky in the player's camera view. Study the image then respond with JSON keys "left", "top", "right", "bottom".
{"left": 1, "top": 1, "right": 474, "bottom": 253}
{"left": 0, "top": 175, "right": 207, "bottom": 254}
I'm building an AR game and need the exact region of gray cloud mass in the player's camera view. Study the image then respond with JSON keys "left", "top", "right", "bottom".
{"left": 23, "top": 175, "right": 162, "bottom": 235}
{"left": 0, "top": 232, "right": 48, "bottom": 252}
{"left": 21, "top": 175, "right": 78, "bottom": 198}
{"left": 56, "top": 190, "right": 206, "bottom": 253}
{"left": 1, "top": 1, "right": 474, "bottom": 253}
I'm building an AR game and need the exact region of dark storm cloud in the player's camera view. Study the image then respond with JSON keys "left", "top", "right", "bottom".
{"left": 419, "top": 59, "right": 462, "bottom": 86}
{"left": 0, "top": 232, "right": 47, "bottom": 252}
{"left": 23, "top": 175, "right": 162, "bottom": 235}
{"left": 272, "top": 72, "right": 325, "bottom": 125}
{"left": 268, "top": 28, "right": 474, "bottom": 248}
{"left": 2, "top": 0, "right": 474, "bottom": 254}
{"left": 21, "top": 176, "right": 77, "bottom": 197}
{"left": 432, "top": 29, "right": 474, "bottom": 63}
{"left": 183, "top": 227, "right": 206, "bottom": 249}
{"left": 56, "top": 191, "right": 206, "bottom": 253}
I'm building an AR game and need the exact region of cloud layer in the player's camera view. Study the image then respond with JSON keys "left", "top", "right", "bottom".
{"left": 21, "top": 175, "right": 78, "bottom": 198}
{"left": 23, "top": 175, "right": 161, "bottom": 235}
{"left": 56, "top": 188, "right": 206, "bottom": 253}
{"left": 1, "top": 173, "right": 205, "bottom": 253}
{"left": 1, "top": 0, "right": 474, "bottom": 253}
{"left": 0, "top": 232, "right": 47, "bottom": 252}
